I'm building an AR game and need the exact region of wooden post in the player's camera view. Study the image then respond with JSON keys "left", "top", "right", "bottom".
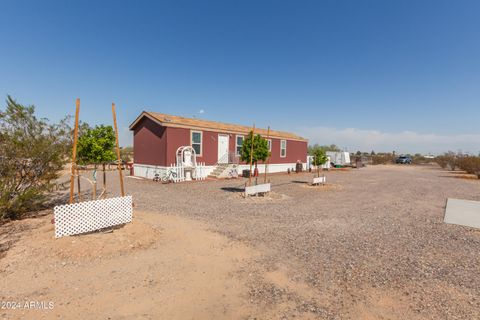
{"left": 248, "top": 125, "right": 255, "bottom": 186}
{"left": 93, "top": 181, "right": 97, "bottom": 200}
{"left": 69, "top": 98, "right": 80, "bottom": 204}
{"left": 264, "top": 126, "right": 270, "bottom": 184}
{"left": 102, "top": 163, "right": 106, "bottom": 199}
{"left": 76, "top": 167, "right": 82, "bottom": 202}
{"left": 317, "top": 157, "right": 320, "bottom": 177}
{"left": 92, "top": 168, "right": 97, "bottom": 200}
{"left": 112, "top": 103, "right": 125, "bottom": 197}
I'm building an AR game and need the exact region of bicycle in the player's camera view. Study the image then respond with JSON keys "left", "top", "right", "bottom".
{"left": 161, "top": 169, "right": 177, "bottom": 183}
{"left": 152, "top": 169, "right": 177, "bottom": 183}
{"left": 227, "top": 168, "right": 238, "bottom": 179}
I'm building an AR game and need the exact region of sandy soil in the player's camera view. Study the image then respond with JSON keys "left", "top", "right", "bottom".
{"left": 2, "top": 164, "right": 480, "bottom": 319}
{"left": 0, "top": 212, "right": 257, "bottom": 319}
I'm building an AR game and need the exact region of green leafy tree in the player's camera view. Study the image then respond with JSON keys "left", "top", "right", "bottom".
{"left": 77, "top": 125, "right": 116, "bottom": 166}
{"left": 312, "top": 148, "right": 328, "bottom": 177}
{"left": 240, "top": 131, "right": 270, "bottom": 171}
{"left": 308, "top": 143, "right": 341, "bottom": 155}
{"left": 0, "top": 96, "right": 70, "bottom": 220}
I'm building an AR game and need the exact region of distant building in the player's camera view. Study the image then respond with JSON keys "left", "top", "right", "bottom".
{"left": 129, "top": 112, "right": 308, "bottom": 178}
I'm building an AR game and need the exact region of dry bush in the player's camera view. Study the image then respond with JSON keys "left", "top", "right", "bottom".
{"left": 371, "top": 153, "right": 395, "bottom": 165}
{"left": 436, "top": 152, "right": 458, "bottom": 170}
{"left": 458, "top": 156, "right": 480, "bottom": 178}
{"left": 412, "top": 155, "right": 428, "bottom": 164}
{"left": 436, "top": 155, "right": 449, "bottom": 169}
{"left": 0, "top": 96, "right": 70, "bottom": 220}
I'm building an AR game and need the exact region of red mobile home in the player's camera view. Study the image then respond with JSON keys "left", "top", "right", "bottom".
{"left": 129, "top": 112, "right": 308, "bottom": 178}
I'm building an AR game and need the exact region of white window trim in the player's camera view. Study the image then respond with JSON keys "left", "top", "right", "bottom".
{"left": 235, "top": 135, "right": 244, "bottom": 156}
{"left": 190, "top": 130, "right": 203, "bottom": 156}
{"left": 280, "top": 139, "right": 287, "bottom": 158}
{"left": 267, "top": 139, "right": 272, "bottom": 152}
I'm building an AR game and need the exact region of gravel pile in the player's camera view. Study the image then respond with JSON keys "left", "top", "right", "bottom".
{"left": 82, "top": 165, "right": 480, "bottom": 319}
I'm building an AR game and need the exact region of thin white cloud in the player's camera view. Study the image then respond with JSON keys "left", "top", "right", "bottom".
{"left": 198, "top": 109, "right": 205, "bottom": 114}
{"left": 297, "top": 126, "right": 480, "bottom": 155}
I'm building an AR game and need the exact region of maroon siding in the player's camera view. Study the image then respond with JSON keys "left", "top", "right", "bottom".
{"left": 233, "top": 134, "right": 308, "bottom": 165}
{"left": 133, "top": 117, "right": 167, "bottom": 166}
{"left": 165, "top": 127, "right": 228, "bottom": 165}
{"left": 133, "top": 119, "right": 308, "bottom": 167}
{"left": 268, "top": 138, "right": 308, "bottom": 164}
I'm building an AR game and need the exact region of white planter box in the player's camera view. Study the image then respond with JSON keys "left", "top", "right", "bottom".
{"left": 54, "top": 195, "right": 133, "bottom": 238}
{"left": 245, "top": 183, "right": 271, "bottom": 196}
{"left": 312, "top": 176, "right": 326, "bottom": 185}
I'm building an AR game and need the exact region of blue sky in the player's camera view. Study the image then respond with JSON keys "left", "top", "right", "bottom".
{"left": 1, "top": 0, "right": 479, "bottom": 154}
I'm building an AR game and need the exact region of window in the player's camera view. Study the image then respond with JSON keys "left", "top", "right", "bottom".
{"left": 280, "top": 140, "right": 287, "bottom": 157}
{"left": 191, "top": 131, "right": 202, "bottom": 156}
{"left": 236, "top": 135, "right": 244, "bottom": 156}
{"left": 267, "top": 139, "right": 272, "bottom": 151}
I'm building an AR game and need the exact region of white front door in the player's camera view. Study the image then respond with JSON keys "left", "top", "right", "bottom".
{"left": 218, "top": 134, "right": 229, "bottom": 163}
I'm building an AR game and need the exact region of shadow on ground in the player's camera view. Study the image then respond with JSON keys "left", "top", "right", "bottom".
{"left": 221, "top": 187, "right": 245, "bottom": 193}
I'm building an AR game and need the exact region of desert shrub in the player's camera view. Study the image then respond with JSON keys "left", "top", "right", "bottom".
{"left": 446, "top": 152, "right": 458, "bottom": 170}
{"left": 411, "top": 154, "right": 429, "bottom": 165}
{"left": 120, "top": 146, "right": 133, "bottom": 162}
{"left": 436, "top": 155, "right": 448, "bottom": 169}
{"left": 0, "top": 96, "right": 70, "bottom": 220}
{"left": 439, "top": 152, "right": 459, "bottom": 170}
{"left": 458, "top": 156, "right": 480, "bottom": 178}
{"left": 371, "top": 153, "right": 395, "bottom": 165}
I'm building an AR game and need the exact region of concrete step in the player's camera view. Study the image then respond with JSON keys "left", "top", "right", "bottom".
{"left": 209, "top": 164, "right": 239, "bottom": 179}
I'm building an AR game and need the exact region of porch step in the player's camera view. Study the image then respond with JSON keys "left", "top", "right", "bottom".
{"left": 208, "top": 164, "right": 238, "bottom": 179}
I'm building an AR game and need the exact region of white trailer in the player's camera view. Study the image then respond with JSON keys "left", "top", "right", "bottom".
{"left": 307, "top": 155, "right": 331, "bottom": 170}
{"left": 326, "top": 152, "right": 351, "bottom": 166}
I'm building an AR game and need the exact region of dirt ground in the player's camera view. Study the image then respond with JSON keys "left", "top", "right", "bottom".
{"left": 1, "top": 212, "right": 258, "bottom": 319}
{"left": 1, "top": 164, "right": 480, "bottom": 319}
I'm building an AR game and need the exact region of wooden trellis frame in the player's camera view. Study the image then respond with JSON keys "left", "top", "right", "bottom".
{"left": 55, "top": 99, "right": 132, "bottom": 238}
{"left": 68, "top": 99, "right": 126, "bottom": 202}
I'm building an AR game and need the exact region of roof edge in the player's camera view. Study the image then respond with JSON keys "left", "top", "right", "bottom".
{"left": 129, "top": 111, "right": 308, "bottom": 142}
{"left": 129, "top": 111, "right": 163, "bottom": 130}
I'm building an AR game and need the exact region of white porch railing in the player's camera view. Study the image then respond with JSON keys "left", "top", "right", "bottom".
{"left": 152, "top": 163, "right": 208, "bottom": 183}
{"left": 194, "top": 162, "right": 207, "bottom": 181}
{"left": 169, "top": 164, "right": 185, "bottom": 183}
{"left": 217, "top": 152, "right": 240, "bottom": 165}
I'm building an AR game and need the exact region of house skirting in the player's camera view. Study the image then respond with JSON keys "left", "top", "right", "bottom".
{"left": 235, "top": 163, "right": 307, "bottom": 174}
{"left": 133, "top": 164, "right": 215, "bottom": 180}
{"left": 133, "top": 162, "right": 307, "bottom": 179}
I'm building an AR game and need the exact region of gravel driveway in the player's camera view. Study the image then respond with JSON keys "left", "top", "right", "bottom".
{"left": 74, "top": 164, "right": 480, "bottom": 319}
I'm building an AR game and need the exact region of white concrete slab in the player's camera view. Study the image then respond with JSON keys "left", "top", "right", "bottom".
{"left": 444, "top": 198, "right": 480, "bottom": 229}
{"left": 312, "top": 176, "right": 326, "bottom": 185}
{"left": 245, "top": 183, "right": 271, "bottom": 196}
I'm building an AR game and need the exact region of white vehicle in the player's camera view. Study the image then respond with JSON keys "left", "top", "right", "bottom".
{"left": 326, "top": 152, "right": 351, "bottom": 166}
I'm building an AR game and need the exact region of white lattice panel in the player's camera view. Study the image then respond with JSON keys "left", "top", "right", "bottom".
{"left": 54, "top": 195, "right": 133, "bottom": 238}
